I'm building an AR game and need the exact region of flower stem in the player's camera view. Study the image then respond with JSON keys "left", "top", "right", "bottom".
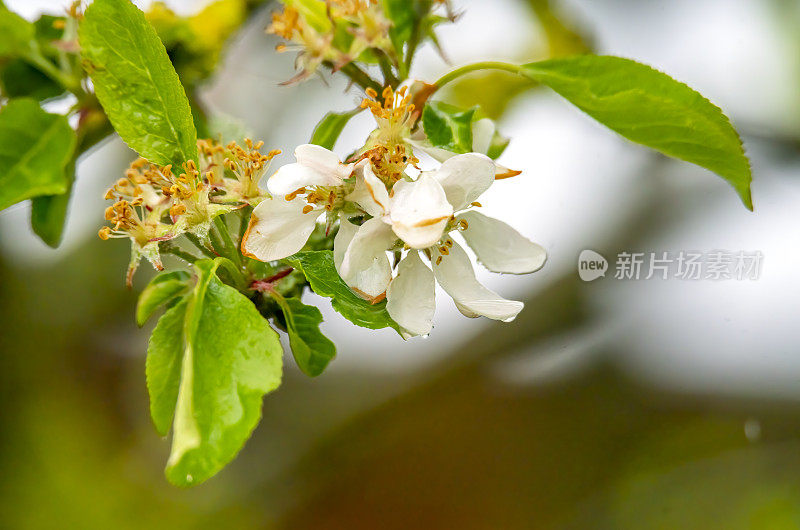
{"left": 377, "top": 51, "right": 400, "bottom": 88}
{"left": 161, "top": 243, "right": 200, "bottom": 264}
{"left": 340, "top": 63, "right": 383, "bottom": 93}
{"left": 238, "top": 205, "right": 253, "bottom": 245}
{"left": 213, "top": 216, "right": 242, "bottom": 268}
{"left": 184, "top": 233, "right": 217, "bottom": 259}
{"left": 22, "top": 43, "right": 82, "bottom": 95}
{"left": 433, "top": 61, "right": 523, "bottom": 89}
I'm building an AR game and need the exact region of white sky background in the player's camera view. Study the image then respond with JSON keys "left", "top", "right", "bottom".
{"left": 1, "top": 0, "right": 800, "bottom": 399}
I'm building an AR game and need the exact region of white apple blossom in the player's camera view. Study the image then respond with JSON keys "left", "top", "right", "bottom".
{"left": 241, "top": 144, "right": 356, "bottom": 262}
{"left": 335, "top": 152, "right": 547, "bottom": 337}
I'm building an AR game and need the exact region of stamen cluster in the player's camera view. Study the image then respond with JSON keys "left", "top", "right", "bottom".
{"left": 267, "top": 0, "right": 394, "bottom": 83}
{"left": 359, "top": 86, "right": 420, "bottom": 183}
{"left": 99, "top": 138, "right": 278, "bottom": 284}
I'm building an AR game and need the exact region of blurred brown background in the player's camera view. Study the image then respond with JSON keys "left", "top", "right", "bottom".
{"left": 2, "top": 0, "right": 800, "bottom": 528}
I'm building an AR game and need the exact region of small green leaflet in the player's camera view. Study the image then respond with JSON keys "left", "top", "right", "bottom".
{"left": 146, "top": 259, "right": 283, "bottom": 486}
{"left": 80, "top": 0, "right": 197, "bottom": 167}
{"left": 521, "top": 55, "right": 753, "bottom": 209}
{"left": 272, "top": 293, "right": 336, "bottom": 377}
{"left": 287, "top": 251, "right": 400, "bottom": 332}
{"left": 422, "top": 101, "right": 510, "bottom": 160}
{"left": 0, "top": 99, "right": 76, "bottom": 211}
{"left": 136, "top": 270, "right": 192, "bottom": 327}
{"left": 422, "top": 101, "right": 475, "bottom": 154}
{"left": 310, "top": 108, "right": 362, "bottom": 150}
{"left": 0, "top": 2, "right": 34, "bottom": 57}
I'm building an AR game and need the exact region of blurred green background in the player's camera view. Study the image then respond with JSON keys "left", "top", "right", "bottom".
{"left": 2, "top": 0, "right": 800, "bottom": 528}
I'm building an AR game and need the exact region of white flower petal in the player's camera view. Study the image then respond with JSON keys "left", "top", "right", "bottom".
{"left": 345, "top": 163, "right": 390, "bottom": 217}
{"left": 433, "top": 153, "right": 495, "bottom": 210}
{"left": 241, "top": 198, "right": 319, "bottom": 261}
{"left": 458, "top": 211, "right": 547, "bottom": 274}
{"left": 432, "top": 240, "right": 523, "bottom": 322}
{"left": 296, "top": 143, "right": 354, "bottom": 181}
{"left": 407, "top": 138, "right": 454, "bottom": 164}
{"left": 267, "top": 144, "right": 352, "bottom": 196}
{"left": 389, "top": 174, "right": 453, "bottom": 249}
{"left": 471, "top": 118, "right": 496, "bottom": 155}
{"left": 386, "top": 251, "right": 435, "bottom": 337}
{"left": 338, "top": 217, "right": 394, "bottom": 300}
{"left": 410, "top": 137, "right": 519, "bottom": 181}
{"left": 267, "top": 163, "right": 334, "bottom": 196}
{"left": 333, "top": 214, "right": 358, "bottom": 271}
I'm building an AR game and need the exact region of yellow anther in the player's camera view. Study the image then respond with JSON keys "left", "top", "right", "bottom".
{"left": 98, "top": 226, "right": 112, "bottom": 240}
{"left": 302, "top": 205, "right": 314, "bottom": 214}
{"left": 170, "top": 204, "right": 187, "bottom": 217}
{"left": 470, "top": 201, "right": 482, "bottom": 207}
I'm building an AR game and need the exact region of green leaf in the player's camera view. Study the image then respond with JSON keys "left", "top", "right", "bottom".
{"left": 146, "top": 259, "right": 282, "bottom": 486}
{"left": 80, "top": 0, "right": 197, "bottom": 167}
{"left": 273, "top": 294, "right": 336, "bottom": 377}
{"left": 31, "top": 110, "right": 114, "bottom": 247}
{"left": 0, "top": 99, "right": 76, "bottom": 211}
{"left": 30, "top": 162, "right": 75, "bottom": 247}
{"left": 420, "top": 101, "right": 510, "bottom": 160}
{"left": 0, "top": 2, "right": 34, "bottom": 57}
{"left": 381, "top": 0, "right": 433, "bottom": 51}
{"left": 310, "top": 108, "right": 362, "bottom": 150}
{"left": 381, "top": 0, "right": 417, "bottom": 45}
{"left": 0, "top": 59, "right": 64, "bottom": 100}
{"left": 282, "top": 0, "right": 331, "bottom": 33}
{"left": 287, "top": 251, "right": 400, "bottom": 332}
{"left": 486, "top": 129, "right": 510, "bottom": 160}
{"left": 520, "top": 55, "right": 753, "bottom": 209}
{"left": 136, "top": 270, "right": 192, "bottom": 327}
{"left": 146, "top": 296, "right": 188, "bottom": 436}
{"left": 422, "top": 101, "right": 476, "bottom": 154}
